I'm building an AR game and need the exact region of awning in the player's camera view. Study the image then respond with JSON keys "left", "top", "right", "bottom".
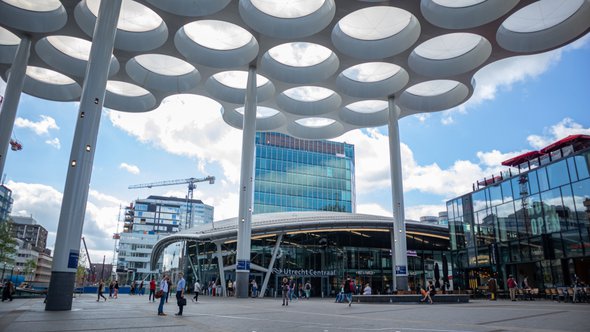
{"left": 501, "top": 151, "right": 541, "bottom": 167}
{"left": 540, "top": 134, "right": 590, "bottom": 154}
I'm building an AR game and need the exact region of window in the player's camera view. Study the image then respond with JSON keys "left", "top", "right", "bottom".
{"left": 547, "top": 160, "right": 570, "bottom": 189}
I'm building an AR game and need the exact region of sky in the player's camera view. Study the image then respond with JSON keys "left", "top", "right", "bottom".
{"left": 1, "top": 34, "right": 589, "bottom": 266}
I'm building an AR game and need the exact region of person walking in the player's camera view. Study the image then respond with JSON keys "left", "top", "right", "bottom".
{"left": 304, "top": 281, "right": 312, "bottom": 299}
{"left": 193, "top": 279, "right": 200, "bottom": 302}
{"left": 113, "top": 280, "right": 119, "bottom": 299}
{"left": 97, "top": 279, "right": 107, "bottom": 302}
{"left": 420, "top": 280, "right": 435, "bottom": 304}
{"left": 281, "top": 277, "right": 289, "bottom": 306}
{"left": 157, "top": 275, "right": 169, "bottom": 316}
{"left": 227, "top": 279, "right": 234, "bottom": 297}
{"left": 2, "top": 280, "right": 14, "bottom": 302}
{"left": 488, "top": 276, "right": 497, "bottom": 301}
{"left": 108, "top": 281, "right": 114, "bottom": 298}
{"left": 251, "top": 279, "right": 258, "bottom": 298}
{"left": 507, "top": 275, "right": 518, "bottom": 301}
{"left": 139, "top": 280, "right": 144, "bottom": 296}
{"left": 166, "top": 277, "right": 172, "bottom": 303}
{"left": 175, "top": 272, "right": 186, "bottom": 316}
{"left": 149, "top": 277, "right": 156, "bottom": 302}
{"left": 344, "top": 276, "right": 355, "bottom": 306}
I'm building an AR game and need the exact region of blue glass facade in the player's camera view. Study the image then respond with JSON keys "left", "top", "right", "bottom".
{"left": 0, "top": 184, "right": 12, "bottom": 222}
{"left": 254, "top": 132, "right": 355, "bottom": 214}
{"left": 447, "top": 147, "right": 590, "bottom": 291}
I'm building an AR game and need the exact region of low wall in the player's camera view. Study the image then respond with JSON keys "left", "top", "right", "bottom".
{"left": 351, "top": 294, "right": 469, "bottom": 303}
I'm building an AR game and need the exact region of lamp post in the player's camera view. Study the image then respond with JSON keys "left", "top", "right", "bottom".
{"left": 1, "top": 262, "right": 5, "bottom": 281}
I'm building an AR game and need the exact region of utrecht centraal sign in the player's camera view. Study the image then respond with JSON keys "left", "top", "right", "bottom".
{"left": 272, "top": 268, "right": 337, "bottom": 276}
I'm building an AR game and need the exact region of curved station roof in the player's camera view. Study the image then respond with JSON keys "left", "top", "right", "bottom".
{"left": 150, "top": 211, "right": 449, "bottom": 268}
{"left": 1, "top": 0, "right": 588, "bottom": 139}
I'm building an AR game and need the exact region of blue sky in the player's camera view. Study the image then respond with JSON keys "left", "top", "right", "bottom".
{"left": 1, "top": 34, "right": 589, "bottom": 264}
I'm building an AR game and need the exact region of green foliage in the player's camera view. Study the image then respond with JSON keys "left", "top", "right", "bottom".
{"left": 0, "top": 221, "right": 17, "bottom": 265}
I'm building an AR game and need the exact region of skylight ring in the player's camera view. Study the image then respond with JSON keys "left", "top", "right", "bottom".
{"left": 260, "top": 49, "right": 339, "bottom": 84}
{"left": 409, "top": 33, "right": 491, "bottom": 77}
{"left": 287, "top": 117, "right": 345, "bottom": 140}
{"left": 332, "top": 10, "right": 420, "bottom": 60}
{"left": 206, "top": 73, "right": 275, "bottom": 104}
{"left": 239, "top": 0, "right": 335, "bottom": 39}
{"left": 399, "top": 80, "right": 469, "bottom": 112}
{"left": 105, "top": 80, "right": 157, "bottom": 113}
{"left": 336, "top": 65, "right": 409, "bottom": 99}
{"left": 36, "top": 36, "right": 120, "bottom": 78}
{"left": 421, "top": 0, "right": 519, "bottom": 29}
{"left": 276, "top": 88, "right": 341, "bottom": 117}
{"left": 221, "top": 104, "right": 286, "bottom": 131}
{"left": 0, "top": 0, "right": 66, "bottom": 33}
{"left": 497, "top": 0, "right": 590, "bottom": 53}
{"left": 339, "top": 100, "right": 390, "bottom": 127}
{"left": 175, "top": 25, "right": 259, "bottom": 68}
{"left": 126, "top": 55, "right": 200, "bottom": 93}
{"left": 146, "top": 0, "right": 231, "bottom": 17}
{"left": 74, "top": 1, "right": 168, "bottom": 52}
{"left": 22, "top": 66, "right": 81, "bottom": 101}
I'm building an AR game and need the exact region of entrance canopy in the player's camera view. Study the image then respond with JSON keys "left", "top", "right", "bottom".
{"left": 1, "top": 0, "right": 588, "bottom": 139}
{"left": 150, "top": 211, "right": 449, "bottom": 268}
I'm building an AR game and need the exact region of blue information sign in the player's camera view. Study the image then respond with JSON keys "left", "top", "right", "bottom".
{"left": 237, "top": 259, "right": 250, "bottom": 271}
{"left": 68, "top": 250, "right": 79, "bottom": 269}
{"left": 395, "top": 265, "right": 407, "bottom": 275}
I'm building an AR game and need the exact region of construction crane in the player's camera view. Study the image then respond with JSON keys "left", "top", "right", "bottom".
{"left": 128, "top": 176, "right": 215, "bottom": 229}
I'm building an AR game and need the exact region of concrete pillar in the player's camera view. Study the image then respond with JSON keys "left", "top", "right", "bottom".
{"left": 235, "top": 65, "right": 257, "bottom": 298}
{"left": 0, "top": 36, "right": 31, "bottom": 178}
{"left": 215, "top": 242, "right": 226, "bottom": 297}
{"left": 388, "top": 96, "right": 408, "bottom": 291}
{"left": 259, "top": 233, "right": 283, "bottom": 298}
{"left": 45, "top": 0, "right": 121, "bottom": 311}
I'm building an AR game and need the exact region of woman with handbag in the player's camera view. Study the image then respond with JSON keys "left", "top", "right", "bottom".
{"left": 157, "top": 275, "right": 169, "bottom": 316}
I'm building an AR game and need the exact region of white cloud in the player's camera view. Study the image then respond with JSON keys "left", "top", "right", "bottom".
{"left": 107, "top": 95, "right": 243, "bottom": 184}
{"left": 357, "top": 203, "right": 391, "bottom": 217}
{"left": 405, "top": 205, "right": 446, "bottom": 221}
{"left": 119, "top": 162, "right": 140, "bottom": 175}
{"left": 45, "top": 137, "right": 61, "bottom": 149}
{"left": 15, "top": 115, "right": 59, "bottom": 135}
{"left": 7, "top": 181, "right": 126, "bottom": 264}
{"left": 527, "top": 118, "right": 590, "bottom": 149}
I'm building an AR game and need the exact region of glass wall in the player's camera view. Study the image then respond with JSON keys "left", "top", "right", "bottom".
{"left": 448, "top": 149, "right": 590, "bottom": 290}
{"left": 254, "top": 132, "right": 355, "bottom": 214}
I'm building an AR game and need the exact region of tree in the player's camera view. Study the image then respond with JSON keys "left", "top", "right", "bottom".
{"left": 76, "top": 252, "right": 88, "bottom": 286}
{"left": 23, "top": 258, "right": 37, "bottom": 281}
{"left": 0, "top": 221, "right": 17, "bottom": 268}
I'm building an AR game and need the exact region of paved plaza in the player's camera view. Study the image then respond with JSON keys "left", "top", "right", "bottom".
{"left": 0, "top": 294, "right": 588, "bottom": 332}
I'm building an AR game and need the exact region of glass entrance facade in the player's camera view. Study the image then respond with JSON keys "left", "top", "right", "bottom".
{"left": 447, "top": 147, "right": 590, "bottom": 291}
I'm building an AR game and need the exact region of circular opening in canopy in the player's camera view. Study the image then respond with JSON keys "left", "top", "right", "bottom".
{"left": 432, "top": 0, "right": 486, "bottom": 8}
{"left": 251, "top": 0, "right": 325, "bottom": 19}
{"left": 0, "top": 27, "right": 19, "bottom": 45}
{"left": 106, "top": 81, "right": 150, "bottom": 97}
{"left": 338, "top": 6, "right": 412, "bottom": 40}
{"left": 414, "top": 33, "right": 481, "bottom": 60}
{"left": 406, "top": 80, "right": 459, "bottom": 97}
{"left": 213, "top": 71, "right": 269, "bottom": 89}
{"left": 235, "top": 106, "right": 280, "bottom": 118}
{"left": 295, "top": 117, "right": 336, "bottom": 127}
{"left": 46, "top": 35, "right": 91, "bottom": 60}
{"left": 4, "top": 0, "right": 61, "bottom": 12}
{"left": 283, "top": 86, "right": 334, "bottom": 102}
{"left": 26, "top": 66, "right": 75, "bottom": 85}
{"left": 87, "top": 0, "right": 162, "bottom": 32}
{"left": 502, "top": 0, "right": 584, "bottom": 33}
{"left": 134, "top": 54, "right": 195, "bottom": 76}
{"left": 269, "top": 42, "right": 332, "bottom": 67}
{"left": 184, "top": 20, "right": 253, "bottom": 51}
{"left": 342, "top": 62, "right": 401, "bottom": 83}
{"left": 346, "top": 100, "right": 388, "bottom": 114}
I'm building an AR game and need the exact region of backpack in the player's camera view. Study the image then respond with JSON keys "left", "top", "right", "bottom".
{"left": 348, "top": 281, "right": 355, "bottom": 294}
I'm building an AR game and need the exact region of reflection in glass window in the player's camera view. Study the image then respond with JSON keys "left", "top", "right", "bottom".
{"left": 537, "top": 167, "right": 549, "bottom": 192}
{"left": 501, "top": 180, "right": 513, "bottom": 202}
{"left": 572, "top": 178, "right": 590, "bottom": 228}
{"left": 528, "top": 171, "right": 540, "bottom": 195}
{"left": 527, "top": 194, "right": 545, "bottom": 235}
{"left": 567, "top": 158, "right": 578, "bottom": 182}
{"left": 574, "top": 153, "right": 590, "bottom": 180}
{"left": 497, "top": 202, "right": 517, "bottom": 240}
{"left": 488, "top": 185, "right": 502, "bottom": 207}
{"left": 540, "top": 188, "right": 563, "bottom": 233}
{"left": 546, "top": 160, "right": 569, "bottom": 189}
{"left": 472, "top": 190, "right": 487, "bottom": 212}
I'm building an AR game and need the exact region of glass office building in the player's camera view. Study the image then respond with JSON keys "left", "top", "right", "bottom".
{"left": 254, "top": 132, "right": 355, "bottom": 214}
{"left": 0, "top": 184, "right": 13, "bottom": 222}
{"left": 447, "top": 136, "right": 590, "bottom": 291}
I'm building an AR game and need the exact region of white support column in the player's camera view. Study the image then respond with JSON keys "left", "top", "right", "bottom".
{"left": 215, "top": 242, "right": 226, "bottom": 297}
{"left": 45, "top": 0, "right": 121, "bottom": 311}
{"left": 0, "top": 36, "right": 31, "bottom": 178}
{"left": 259, "top": 233, "right": 283, "bottom": 298}
{"left": 235, "top": 65, "right": 257, "bottom": 298}
{"left": 388, "top": 96, "right": 408, "bottom": 291}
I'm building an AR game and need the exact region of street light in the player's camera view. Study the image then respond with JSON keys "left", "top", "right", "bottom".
{"left": 1, "top": 261, "right": 5, "bottom": 281}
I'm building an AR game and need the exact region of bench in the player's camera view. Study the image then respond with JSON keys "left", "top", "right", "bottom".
{"left": 351, "top": 294, "right": 469, "bottom": 303}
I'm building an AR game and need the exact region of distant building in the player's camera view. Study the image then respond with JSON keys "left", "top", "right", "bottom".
{"left": 0, "top": 184, "right": 12, "bottom": 222}
{"left": 419, "top": 216, "right": 438, "bottom": 224}
{"left": 254, "top": 132, "right": 355, "bottom": 214}
{"left": 34, "top": 251, "right": 52, "bottom": 283}
{"left": 438, "top": 212, "right": 449, "bottom": 226}
{"left": 116, "top": 195, "right": 213, "bottom": 282}
{"left": 11, "top": 216, "right": 48, "bottom": 253}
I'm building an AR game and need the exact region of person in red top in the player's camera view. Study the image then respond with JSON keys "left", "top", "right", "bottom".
{"left": 507, "top": 275, "right": 518, "bottom": 301}
{"left": 149, "top": 277, "right": 157, "bottom": 302}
